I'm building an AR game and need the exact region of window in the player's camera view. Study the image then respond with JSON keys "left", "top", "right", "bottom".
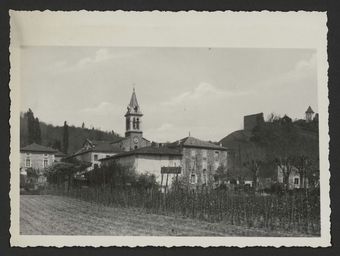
{"left": 214, "top": 161, "right": 219, "bottom": 171}
{"left": 94, "top": 154, "right": 98, "bottom": 161}
{"left": 202, "top": 169, "right": 208, "bottom": 185}
{"left": 202, "top": 150, "right": 207, "bottom": 160}
{"left": 294, "top": 178, "right": 299, "bottom": 185}
{"left": 214, "top": 151, "right": 219, "bottom": 161}
{"left": 43, "top": 159, "right": 48, "bottom": 168}
{"left": 44, "top": 154, "right": 48, "bottom": 157}
{"left": 202, "top": 160, "right": 208, "bottom": 170}
{"left": 25, "top": 158, "right": 31, "bottom": 167}
{"left": 133, "top": 118, "right": 136, "bottom": 129}
{"left": 134, "top": 145, "right": 138, "bottom": 149}
{"left": 191, "top": 150, "right": 196, "bottom": 158}
{"left": 190, "top": 173, "right": 197, "bottom": 184}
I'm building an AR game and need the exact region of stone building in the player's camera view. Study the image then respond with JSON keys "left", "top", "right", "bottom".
{"left": 113, "top": 88, "right": 151, "bottom": 151}
{"left": 168, "top": 136, "right": 228, "bottom": 186}
{"left": 243, "top": 113, "right": 264, "bottom": 131}
{"left": 70, "top": 89, "right": 151, "bottom": 171}
{"left": 69, "top": 139, "right": 122, "bottom": 171}
{"left": 71, "top": 89, "right": 229, "bottom": 187}
{"left": 305, "top": 106, "right": 315, "bottom": 122}
{"left": 20, "top": 143, "right": 57, "bottom": 174}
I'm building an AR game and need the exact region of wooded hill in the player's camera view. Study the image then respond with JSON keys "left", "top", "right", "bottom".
{"left": 20, "top": 110, "right": 122, "bottom": 155}
{"left": 220, "top": 115, "right": 319, "bottom": 183}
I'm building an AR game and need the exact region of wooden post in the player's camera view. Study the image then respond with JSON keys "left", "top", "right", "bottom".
{"left": 160, "top": 173, "right": 164, "bottom": 192}
{"left": 165, "top": 174, "right": 169, "bottom": 194}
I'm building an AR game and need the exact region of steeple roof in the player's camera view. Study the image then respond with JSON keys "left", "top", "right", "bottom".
{"left": 126, "top": 88, "right": 143, "bottom": 116}
{"left": 129, "top": 88, "right": 139, "bottom": 109}
{"left": 306, "top": 106, "right": 314, "bottom": 114}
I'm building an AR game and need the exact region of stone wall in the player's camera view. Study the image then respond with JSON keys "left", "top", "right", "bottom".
{"left": 119, "top": 136, "right": 151, "bottom": 151}
{"left": 180, "top": 147, "right": 228, "bottom": 186}
{"left": 20, "top": 152, "right": 55, "bottom": 172}
{"left": 244, "top": 113, "right": 264, "bottom": 131}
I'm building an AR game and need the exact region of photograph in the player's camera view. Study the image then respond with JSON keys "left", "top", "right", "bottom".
{"left": 9, "top": 11, "right": 330, "bottom": 247}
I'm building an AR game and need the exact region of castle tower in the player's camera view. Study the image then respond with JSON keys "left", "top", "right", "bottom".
{"left": 305, "top": 106, "right": 314, "bottom": 123}
{"left": 125, "top": 88, "right": 143, "bottom": 149}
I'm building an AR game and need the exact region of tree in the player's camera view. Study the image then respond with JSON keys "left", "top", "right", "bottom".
{"left": 52, "top": 139, "right": 62, "bottom": 151}
{"left": 26, "top": 109, "right": 35, "bottom": 144}
{"left": 62, "top": 121, "right": 69, "bottom": 154}
{"left": 24, "top": 109, "right": 42, "bottom": 144}
{"left": 241, "top": 143, "right": 266, "bottom": 190}
{"left": 34, "top": 117, "right": 42, "bottom": 144}
{"left": 252, "top": 114, "right": 319, "bottom": 190}
{"left": 81, "top": 122, "right": 85, "bottom": 129}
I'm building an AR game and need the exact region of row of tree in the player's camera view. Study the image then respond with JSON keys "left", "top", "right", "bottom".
{"left": 20, "top": 109, "right": 122, "bottom": 154}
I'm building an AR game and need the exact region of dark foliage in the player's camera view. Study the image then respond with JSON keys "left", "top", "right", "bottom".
{"left": 62, "top": 121, "right": 69, "bottom": 154}
{"left": 20, "top": 110, "right": 122, "bottom": 154}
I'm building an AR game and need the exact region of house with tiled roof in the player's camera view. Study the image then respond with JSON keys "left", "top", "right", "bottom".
{"left": 20, "top": 143, "right": 58, "bottom": 174}
{"left": 168, "top": 136, "right": 228, "bottom": 187}
{"left": 69, "top": 138, "right": 124, "bottom": 171}
{"left": 100, "top": 145, "right": 182, "bottom": 186}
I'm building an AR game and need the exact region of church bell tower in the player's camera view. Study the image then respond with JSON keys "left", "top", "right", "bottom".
{"left": 125, "top": 88, "right": 143, "bottom": 149}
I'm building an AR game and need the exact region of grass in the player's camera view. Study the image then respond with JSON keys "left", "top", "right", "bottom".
{"left": 21, "top": 195, "right": 314, "bottom": 236}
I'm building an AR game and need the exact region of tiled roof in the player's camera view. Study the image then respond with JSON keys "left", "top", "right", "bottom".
{"left": 306, "top": 106, "right": 314, "bottom": 113}
{"left": 21, "top": 143, "right": 58, "bottom": 153}
{"left": 100, "top": 146, "right": 182, "bottom": 161}
{"left": 72, "top": 139, "right": 124, "bottom": 157}
{"left": 92, "top": 141, "right": 122, "bottom": 153}
{"left": 169, "top": 136, "right": 227, "bottom": 150}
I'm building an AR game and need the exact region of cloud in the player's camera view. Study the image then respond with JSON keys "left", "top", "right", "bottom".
{"left": 162, "top": 82, "right": 247, "bottom": 106}
{"left": 294, "top": 53, "right": 316, "bottom": 72}
{"left": 76, "top": 48, "right": 112, "bottom": 69}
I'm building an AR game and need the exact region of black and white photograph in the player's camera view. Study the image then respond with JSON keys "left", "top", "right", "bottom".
{"left": 9, "top": 11, "right": 330, "bottom": 247}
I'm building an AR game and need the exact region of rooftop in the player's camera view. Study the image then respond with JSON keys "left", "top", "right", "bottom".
{"left": 72, "top": 139, "right": 124, "bottom": 157}
{"left": 306, "top": 106, "right": 314, "bottom": 113}
{"left": 20, "top": 143, "right": 58, "bottom": 153}
{"left": 100, "top": 146, "right": 182, "bottom": 161}
{"left": 169, "top": 136, "right": 227, "bottom": 151}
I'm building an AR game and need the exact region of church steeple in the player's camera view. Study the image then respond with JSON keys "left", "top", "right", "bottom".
{"left": 125, "top": 88, "right": 143, "bottom": 138}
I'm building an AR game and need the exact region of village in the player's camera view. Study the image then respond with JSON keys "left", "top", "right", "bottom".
{"left": 20, "top": 89, "right": 320, "bottom": 193}
{"left": 18, "top": 89, "right": 320, "bottom": 236}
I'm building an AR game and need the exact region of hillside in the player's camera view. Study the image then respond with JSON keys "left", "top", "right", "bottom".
{"left": 219, "top": 117, "right": 319, "bottom": 180}
{"left": 20, "top": 111, "right": 122, "bottom": 155}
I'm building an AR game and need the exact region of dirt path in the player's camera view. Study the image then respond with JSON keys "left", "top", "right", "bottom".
{"left": 20, "top": 195, "right": 305, "bottom": 236}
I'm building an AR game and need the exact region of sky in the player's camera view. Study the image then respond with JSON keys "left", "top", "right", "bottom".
{"left": 20, "top": 46, "right": 318, "bottom": 142}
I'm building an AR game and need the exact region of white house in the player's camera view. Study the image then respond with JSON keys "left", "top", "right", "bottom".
{"left": 100, "top": 146, "right": 182, "bottom": 186}
{"left": 277, "top": 165, "right": 308, "bottom": 189}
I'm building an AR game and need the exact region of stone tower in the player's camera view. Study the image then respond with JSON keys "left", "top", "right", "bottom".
{"left": 125, "top": 88, "right": 143, "bottom": 149}
{"left": 305, "top": 106, "right": 314, "bottom": 123}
